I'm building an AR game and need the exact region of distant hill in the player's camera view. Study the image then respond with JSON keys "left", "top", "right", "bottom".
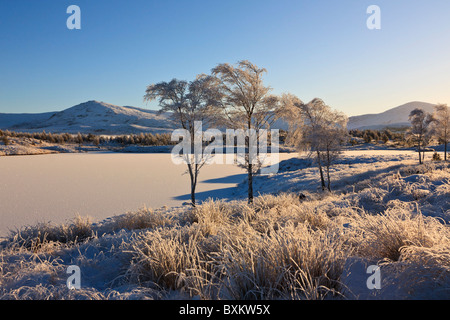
{"left": 0, "top": 100, "right": 292, "bottom": 135}
{"left": 2, "top": 100, "right": 439, "bottom": 135}
{"left": 347, "top": 101, "right": 436, "bottom": 130}
{"left": 0, "top": 112, "right": 57, "bottom": 129}
{"left": 1, "top": 101, "right": 176, "bottom": 135}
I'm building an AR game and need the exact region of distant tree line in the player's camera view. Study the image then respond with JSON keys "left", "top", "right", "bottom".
{"left": 348, "top": 129, "right": 406, "bottom": 144}
{"left": 0, "top": 129, "right": 174, "bottom": 147}
{"left": 111, "top": 133, "right": 174, "bottom": 146}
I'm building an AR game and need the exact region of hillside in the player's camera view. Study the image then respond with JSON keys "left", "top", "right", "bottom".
{"left": 0, "top": 112, "right": 57, "bottom": 129}
{"left": 348, "top": 101, "right": 436, "bottom": 130}
{"left": 3, "top": 101, "right": 175, "bottom": 135}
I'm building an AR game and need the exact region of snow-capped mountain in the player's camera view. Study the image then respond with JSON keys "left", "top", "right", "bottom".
{"left": 1, "top": 101, "right": 176, "bottom": 134}
{"left": 347, "top": 101, "right": 436, "bottom": 130}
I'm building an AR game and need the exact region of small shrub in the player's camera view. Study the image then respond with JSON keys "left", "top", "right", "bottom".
{"left": 1, "top": 136, "right": 10, "bottom": 146}
{"left": 432, "top": 152, "right": 441, "bottom": 162}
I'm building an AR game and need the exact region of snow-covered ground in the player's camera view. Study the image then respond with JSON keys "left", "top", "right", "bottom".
{"left": 240, "top": 150, "right": 449, "bottom": 223}
{"left": 0, "top": 149, "right": 448, "bottom": 300}
{"left": 236, "top": 150, "right": 419, "bottom": 199}
{"left": 0, "top": 136, "right": 84, "bottom": 156}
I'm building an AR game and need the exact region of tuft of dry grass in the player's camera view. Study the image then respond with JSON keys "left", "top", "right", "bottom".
{"left": 8, "top": 215, "right": 94, "bottom": 251}
{"left": 102, "top": 207, "right": 172, "bottom": 232}
{"left": 126, "top": 226, "right": 213, "bottom": 297}
{"left": 212, "top": 222, "right": 350, "bottom": 300}
{"left": 351, "top": 206, "right": 448, "bottom": 261}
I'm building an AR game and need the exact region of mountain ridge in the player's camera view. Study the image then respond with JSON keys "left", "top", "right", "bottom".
{"left": 347, "top": 101, "right": 436, "bottom": 130}
{"left": 1, "top": 101, "right": 175, "bottom": 135}
{"left": 0, "top": 100, "right": 438, "bottom": 134}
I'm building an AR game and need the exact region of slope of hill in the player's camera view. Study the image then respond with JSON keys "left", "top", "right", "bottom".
{"left": 348, "top": 101, "right": 436, "bottom": 130}
{"left": 3, "top": 101, "right": 175, "bottom": 134}
{"left": 0, "top": 112, "right": 57, "bottom": 129}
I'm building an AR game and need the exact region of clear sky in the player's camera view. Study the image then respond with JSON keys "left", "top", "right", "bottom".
{"left": 0, "top": 0, "right": 449, "bottom": 116}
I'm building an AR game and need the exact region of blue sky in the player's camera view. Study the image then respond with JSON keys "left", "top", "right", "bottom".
{"left": 0, "top": 0, "right": 449, "bottom": 116}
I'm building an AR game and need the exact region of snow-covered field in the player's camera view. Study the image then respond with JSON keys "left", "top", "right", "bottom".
{"left": 0, "top": 149, "right": 449, "bottom": 300}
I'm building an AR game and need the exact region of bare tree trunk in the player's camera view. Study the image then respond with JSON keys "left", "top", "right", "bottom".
{"left": 326, "top": 148, "right": 331, "bottom": 192}
{"left": 316, "top": 150, "right": 326, "bottom": 191}
{"left": 193, "top": 164, "right": 199, "bottom": 207}
{"left": 326, "top": 165, "right": 331, "bottom": 192}
{"left": 444, "top": 139, "right": 448, "bottom": 162}
{"left": 418, "top": 137, "right": 422, "bottom": 165}
{"left": 187, "top": 163, "right": 197, "bottom": 207}
{"left": 191, "top": 183, "right": 196, "bottom": 207}
{"left": 248, "top": 163, "right": 253, "bottom": 204}
{"left": 247, "top": 119, "right": 254, "bottom": 204}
